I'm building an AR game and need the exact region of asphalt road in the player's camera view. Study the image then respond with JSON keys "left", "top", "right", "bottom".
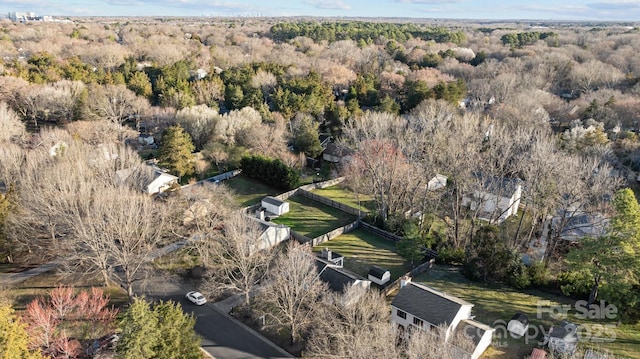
{"left": 138, "top": 272, "right": 292, "bottom": 359}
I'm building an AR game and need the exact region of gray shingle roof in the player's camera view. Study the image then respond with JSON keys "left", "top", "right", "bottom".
{"left": 262, "top": 196, "right": 285, "bottom": 207}
{"left": 315, "top": 258, "right": 367, "bottom": 293}
{"left": 391, "top": 282, "right": 472, "bottom": 327}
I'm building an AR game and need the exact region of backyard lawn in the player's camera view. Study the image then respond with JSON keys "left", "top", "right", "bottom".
{"left": 313, "top": 227, "right": 410, "bottom": 280}
{"left": 3, "top": 272, "right": 129, "bottom": 312}
{"left": 272, "top": 195, "right": 357, "bottom": 238}
{"left": 312, "top": 184, "right": 376, "bottom": 213}
{"left": 224, "top": 175, "right": 281, "bottom": 207}
{"left": 414, "top": 266, "right": 640, "bottom": 359}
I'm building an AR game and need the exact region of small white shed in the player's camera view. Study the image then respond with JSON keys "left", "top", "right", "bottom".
{"left": 261, "top": 196, "right": 289, "bottom": 216}
{"left": 368, "top": 265, "right": 391, "bottom": 285}
{"left": 508, "top": 313, "right": 529, "bottom": 337}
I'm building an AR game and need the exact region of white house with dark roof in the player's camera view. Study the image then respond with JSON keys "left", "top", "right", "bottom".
{"left": 115, "top": 164, "right": 177, "bottom": 195}
{"left": 315, "top": 257, "right": 370, "bottom": 296}
{"left": 391, "top": 279, "right": 494, "bottom": 359}
{"left": 462, "top": 173, "right": 522, "bottom": 224}
{"left": 552, "top": 212, "right": 608, "bottom": 242}
{"left": 253, "top": 218, "right": 291, "bottom": 251}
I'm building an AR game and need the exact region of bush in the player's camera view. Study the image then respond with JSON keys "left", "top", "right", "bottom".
{"left": 240, "top": 155, "right": 300, "bottom": 190}
{"left": 558, "top": 270, "right": 592, "bottom": 298}
{"left": 528, "top": 261, "right": 549, "bottom": 287}
{"left": 436, "top": 246, "right": 465, "bottom": 265}
{"left": 508, "top": 261, "right": 531, "bottom": 289}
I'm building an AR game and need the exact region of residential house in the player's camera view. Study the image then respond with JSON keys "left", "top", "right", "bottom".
{"left": 145, "top": 170, "right": 179, "bottom": 194}
{"left": 116, "top": 165, "right": 178, "bottom": 195}
{"left": 190, "top": 68, "right": 208, "bottom": 80}
{"left": 368, "top": 265, "right": 391, "bottom": 286}
{"left": 427, "top": 174, "right": 448, "bottom": 191}
{"left": 315, "top": 257, "right": 371, "bottom": 296}
{"left": 138, "top": 134, "right": 154, "bottom": 146}
{"left": 547, "top": 320, "right": 578, "bottom": 355}
{"left": 322, "top": 142, "right": 354, "bottom": 164}
{"left": 552, "top": 212, "right": 608, "bottom": 242}
{"left": 391, "top": 278, "right": 494, "bottom": 359}
{"left": 462, "top": 174, "right": 523, "bottom": 224}
{"left": 261, "top": 196, "right": 289, "bottom": 216}
{"left": 253, "top": 218, "right": 291, "bottom": 251}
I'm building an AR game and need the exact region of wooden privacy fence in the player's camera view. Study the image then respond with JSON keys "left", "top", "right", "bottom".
{"left": 297, "top": 189, "right": 365, "bottom": 218}
{"left": 359, "top": 221, "right": 403, "bottom": 242}
{"left": 381, "top": 258, "right": 435, "bottom": 296}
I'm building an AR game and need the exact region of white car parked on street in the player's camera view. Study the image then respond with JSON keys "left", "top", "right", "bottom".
{"left": 186, "top": 291, "right": 207, "bottom": 305}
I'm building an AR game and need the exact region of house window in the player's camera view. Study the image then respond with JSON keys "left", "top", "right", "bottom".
{"left": 396, "top": 310, "right": 406, "bottom": 319}
{"left": 413, "top": 317, "right": 424, "bottom": 328}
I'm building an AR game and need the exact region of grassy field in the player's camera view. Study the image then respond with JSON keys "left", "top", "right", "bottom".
{"left": 224, "top": 175, "right": 281, "bottom": 207}
{"left": 272, "top": 195, "right": 357, "bottom": 238}
{"left": 313, "top": 228, "right": 410, "bottom": 280}
{"left": 414, "top": 266, "right": 640, "bottom": 359}
{"left": 2, "top": 272, "right": 129, "bottom": 311}
{"left": 312, "top": 184, "right": 376, "bottom": 213}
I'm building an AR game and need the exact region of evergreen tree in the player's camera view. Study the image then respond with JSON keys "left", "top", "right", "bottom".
{"left": 117, "top": 299, "right": 201, "bottom": 359}
{"left": 116, "top": 299, "right": 159, "bottom": 359}
{"left": 294, "top": 116, "right": 323, "bottom": 158}
{"left": 0, "top": 303, "right": 44, "bottom": 359}
{"left": 153, "top": 301, "right": 201, "bottom": 359}
{"left": 158, "top": 125, "right": 195, "bottom": 180}
{"left": 564, "top": 188, "right": 640, "bottom": 320}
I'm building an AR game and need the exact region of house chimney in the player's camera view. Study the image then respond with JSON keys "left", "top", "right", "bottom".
{"left": 400, "top": 276, "right": 412, "bottom": 288}
{"left": 322, "top": 248, "right": 331, "bottom": 260}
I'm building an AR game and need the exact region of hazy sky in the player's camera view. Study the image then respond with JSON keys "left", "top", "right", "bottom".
{"left": 3, "top": 0, "right": 640, "bottom": 21}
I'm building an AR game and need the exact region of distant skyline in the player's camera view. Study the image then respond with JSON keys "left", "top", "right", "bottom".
{"left": 2, "top": 0, "right": 640, "bottom": 21}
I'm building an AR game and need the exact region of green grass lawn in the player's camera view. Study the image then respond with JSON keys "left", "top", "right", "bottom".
{"left": 312, "top": 184, "right": 376, "bottom": 213}
{"left": 313, "top": 227, "right": 410, "bottom": 280}
{"left": 414, "top": 266, "right": 640, "bottom": 359}
{"left": 224, "top": 175, "right": 281, "bottom": 207}
{"left": 272, "top": 195, "right": 357, "bottom": 238}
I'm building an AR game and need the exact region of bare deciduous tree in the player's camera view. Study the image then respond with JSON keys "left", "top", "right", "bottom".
{"left": 68, "top": 186, "right": 169, "bottom": 298}
{"left": 403, "top": 323, "right": 476, "bottom": 359}
{"left": 200, "top": 213, "right": 273, "bottom": 305}
{"left": 306, "top": 287, "right": 400, "bottom": 359}
{"left": 256, "top": 242, "right": 327, "bottom": 344}
{"left": 175, "top": 104, "right": 219, "bottom": 150}
{"left": 87, "top": 84, "right": 149, "bottom": 126}
{"left": 341, "top": 111, "right": 416, "bottom": 222}
{"left": 0, "top": 102, "right": 27, "bottom": 143}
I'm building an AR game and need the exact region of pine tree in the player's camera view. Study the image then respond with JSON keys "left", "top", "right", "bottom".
{"left": 116, "top": 299, "right": 201, "bottom": 359}
{"left": 158, "top": 125, "right": 195, "bottom": 180}
{"left": 0, "top": 303, "right": 44, "bottom": 359}
{"left": 294, "top": 116, "right": 323, "bottom": 158}
{"left": 116, "top": 299, "right": 159, "bottom": 359}
{"left": 153, "top": 301, "right": 201, "bottom": 359}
